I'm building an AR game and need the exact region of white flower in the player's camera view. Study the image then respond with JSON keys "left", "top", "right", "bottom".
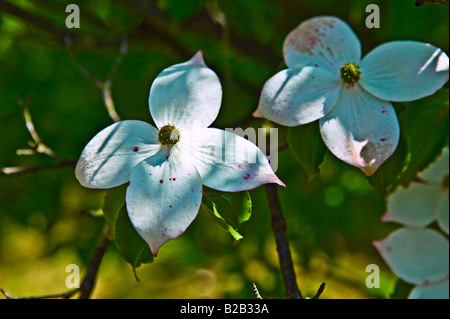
{"left": 76, "top": 51, "right": 284, "bottom": 256}
{"left": 374, "top": 148, "right": 449, "bottom": 299}
{"left": 253, "top": 16, "right": 449, "bottom": 176}
{"left": 382, "top": 147, "right": 449, "bottom": 233}
{"left": 374, "top": 228, "right": 449, "bottom": 299}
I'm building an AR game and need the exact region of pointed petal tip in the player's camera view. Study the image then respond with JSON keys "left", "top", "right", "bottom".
{"left": 275, "top": 178, "right": 286, "bottom": 188}
{"left": 191, "top": 50, "right": 205, "bottom": 65}
{"left": 252, "top": 108, "right": 264, "bottom": 118}
{"left": 379, "top": 213, "right": 390, "bottom": 223}
{"left": 372, "top": 238, "right": 386, "bottom": 251}
{"left": 362, "top": 165, "right": 379, "bottom": 177}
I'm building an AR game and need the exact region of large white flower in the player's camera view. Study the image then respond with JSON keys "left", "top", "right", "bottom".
{"left": 76, "top": 51, "right": 284, "bottom": 256}
{"left": 253, "top": 16, "right": 449, "bottom": 176}
{"left": 374, "top": 148, "right": 449, "bottom": 299}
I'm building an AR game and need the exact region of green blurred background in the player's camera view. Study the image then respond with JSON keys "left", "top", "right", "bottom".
{"left": 0, "top": 0, "right": 448, "bottom": 299}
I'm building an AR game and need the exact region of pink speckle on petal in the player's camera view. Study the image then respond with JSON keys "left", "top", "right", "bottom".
{"left": 386, "top": 246, "right": 393, "bottom": 252}
{"left": 160, "top": 180, "right": 163, "bottom": 184}
{"left": 169, "top": 205, "right": 172, "bottom": 208}
{"left": 133, "top": 146, "right": 140, "bottom": 152}
{"left": 172, "top": 178, "right": 176, "bottom": 181}
{"left": 381, "top": 107, "right": 389, "bottom": 115}
{"left": 380, "top": 137, "right": 389, "bottom": 142}
{"left": 243, "top": 173, "right": 251, "bottom": 180}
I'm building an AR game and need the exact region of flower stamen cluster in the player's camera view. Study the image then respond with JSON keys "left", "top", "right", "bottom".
{"left": 340, "top": 62, "right": 361, "bottom": 85}
{"left": 158, "top": 124, "right": 180, "bottom": 146}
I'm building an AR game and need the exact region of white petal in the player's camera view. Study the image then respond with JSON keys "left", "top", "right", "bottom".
{"left": 360, "top": 41, "right": 449, "bottom": 102}
{"left": 254, "top": 67, "right": 342, "bottom": 126}
{"left": 75, "top": 121, "right": 160, "bottom": 189}
{"left": 374, "top": 228, "right": 449, "bottom": 285}
{"left": 184, "top": 128, "right": 284, "bottom": 192}
{"left": 382, "top": 183, "right": 443, "bottom": 228}
{"left": 418, "top": 147, "right": 449, "bottom": 184}
{"left": 126, "top": 145, "right": 203, "bottom": 256}
{"left": 283, "top": 16, "right": 361, "bottom": 74}
{"left": 149, "top": 51, "right": 222, "bottom": 130}
{"left": 319, "top": 86, "right": 400, "bottom": 176}
{"left": 437, "top": 195, "right": 449, "bottom": 235}
{"left": 409, "top": 279, "right": 449, "bottom": 299}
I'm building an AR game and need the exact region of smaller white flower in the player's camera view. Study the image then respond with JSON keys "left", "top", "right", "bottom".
{"left": 381, "top": 147, "right": 449, "bottom": 233}
{"left": 76, "top": 51, "right": 284, "bottom": 256}
{"left": 374, "top": 148, "right": 449, "bottom": 299}
{"left": 254, "top": 16, "right": 449, "bottom": 175}
{"left": 374, "top": 228, "right": 449, "bottom": 299}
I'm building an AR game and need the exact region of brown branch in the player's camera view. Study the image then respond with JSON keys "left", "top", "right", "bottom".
{"left": 264, "top": 184, "right": 302, "bottom": 299}
{"left": 1, "top": 160, "right": 77, "bottom": 176}
{"left": 0, "top": 0, "right": 66, "bottom": 39}
{"left": 415, "top": 0, "right": 449, "bottom": 6}
{"left": 65, "top": 36, "right": 129, "bottom": 123}
{"left": 0, "top": 0, "right": 121, "bottom": 47}
{"left": 0, "top": 228, "right": 111, "bottom": 299}
{"left": 78, "top": 228, "right": 111, "bottom": 299}
{"left": 311, "top": 282, "right": 326, "bottom": 299}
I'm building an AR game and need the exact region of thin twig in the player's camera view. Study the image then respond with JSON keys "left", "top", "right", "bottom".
{"left": 1, "top": 288, "right": 77, "bottom": 299}
{"left": 415, "top": 0, "right": 449, "bottom": 6}
{"left": 0, "top": 228, "right": 111, "bottom": 299}
{"left": 65, "top": 36, "right": 128, "bottom": 123}
{"left": 264, "top": 184, "right": 302, "bottom": 299}
{"left": 0, "top": 0, "right": 66, "bottom": 40}
{"left": 16, "top": 97, "right": 67, "bottom": 161}
{"left": 78, "top": 228, "right": 111, "bottom": 299}
{"left": 1, "top": 160, "right": 77, "bottom": 176}
{"left": 0, "top": 0, "right": 121, "bottom": 47}
{"left": 311, "top": 282, "right": 326, "bottom": 299}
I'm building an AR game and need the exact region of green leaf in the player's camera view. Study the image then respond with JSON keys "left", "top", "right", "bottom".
{"left": 102, "top": 185, "right": 154, "bottom": 277}
{"left": 114, "top": 205, "right": 154, "bottom": 277}
{"left": 390, "top": 278, "right": 414, "bottom": 299}
{"left": 288, "top": 122, "right": 327, "bottom": 180}
{"left": 102, "top": 184, "right": 127, "bottom": 228}
{"left": 398, "top": 89, "right": 449, "bottom": 187}
{"left": 201, "top": 187, "right": 252, "bottom": 245}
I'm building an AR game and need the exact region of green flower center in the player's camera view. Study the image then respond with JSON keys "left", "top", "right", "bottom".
{"left": 158, "top": 124, "right": 180, "bottom": 146}
{"left": 340, "top": 62, "right": 361, "bottom": 85}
